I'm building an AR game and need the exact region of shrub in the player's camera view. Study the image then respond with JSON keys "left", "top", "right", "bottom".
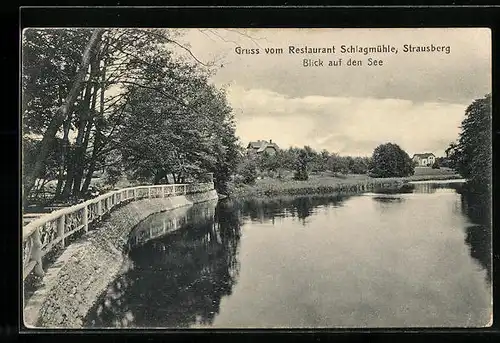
{"left": 370, "top": 143, "right": 414, "bottom": 178}
{"left": 293, "top": 149, "right": 309, "bottom": 181}
{"left": 104, "top": 165, "right": 122, "bottom": 188}
{"left": 241, "top": 160, "right": 257, "bottom": 185}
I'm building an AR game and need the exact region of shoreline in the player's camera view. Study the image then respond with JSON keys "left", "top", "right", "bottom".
{"left": 227, "top": 173, "right": 463, "bottom": 199}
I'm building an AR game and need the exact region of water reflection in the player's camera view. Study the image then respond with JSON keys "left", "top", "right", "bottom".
{"left": 84, "top": 180, "right": 491, "bottom": 328}
{"left": 127, "top": 205, "right": 214, "bottom": 249}
{"left": 237, "top": 194, "right": 349, "bottom": 224}
{"left": 84, "top": 200, "right": 242, "bottom": 328}
{"left": 407, "top": 181, "right": 464, "bottom": 194}
{"left": 373, "top": 183, "right": 415, "bottom": 194}
{"left": 393, "top": 180, "right": 491, "bottom": 282}
{"left": 210, "top": 182, "right": 490, "bottom": 327}
{"left": 464, "top": 223, "right": 492, "bottom": 282}
{"left": 460, "top": 191, "right": 492, "bottom": 282}
{"left": 371, "top": 196, "right": 405, "bottom": 204}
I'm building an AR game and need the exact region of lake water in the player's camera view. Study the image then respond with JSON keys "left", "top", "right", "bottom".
{"left": 84, "top": 180, "right": 492, "bottom": 328}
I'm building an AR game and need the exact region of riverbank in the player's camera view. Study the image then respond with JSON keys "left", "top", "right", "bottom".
{"left": 228, "top": 171, "right": 463, "bottom": 199}
{"left": 23, "top": 190, "right": 218, "bottom": 328}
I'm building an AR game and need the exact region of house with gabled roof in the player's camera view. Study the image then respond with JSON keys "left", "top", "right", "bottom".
{"left": 247, "top": 139, "right": 279, "bottom": 156}
{"left": 412, "top": 153, "right": 436, "bottom": 167}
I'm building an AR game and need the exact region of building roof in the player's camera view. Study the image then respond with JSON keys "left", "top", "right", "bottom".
{"left": 257, "top": 143, "right": 279, "bottom": 153}
{"left": 247, "top": 140, "right": 267, "bottom": 149}
{"left": 247, "top": 140, "right": 279, "bottom": 152}
{"left": 413, "top": 153, "right": 435, "bottom": 158}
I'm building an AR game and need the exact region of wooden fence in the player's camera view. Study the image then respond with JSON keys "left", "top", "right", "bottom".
{"left": 22, "top": 182, "right": 215, "bottom": 281}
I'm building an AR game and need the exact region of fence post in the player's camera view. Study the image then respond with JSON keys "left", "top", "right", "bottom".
{"left": 162, "top": 186, "right": 166, "bottom": 198}
{"left": 133, "top": 188, "right": 137, "bottom": 201}
{"left": 148, "top": 187, "right": 151, "bottom": 199}
{"left": 58, "top": 214, "right": 66, "bottom": 249}
{"left": 31, "top": 229, "right": 45, "bottom": 277}
{"left": 172, "top": 185, "right": 176, "bottom": 196}
{"left": 97, "top": 199, "right": 102, "bottom": 218}
{"left": 83, "top": 205, "right": 89, "bottom": 232}
{"left": 183, "top": 185, "right": 187, "bottom": 194}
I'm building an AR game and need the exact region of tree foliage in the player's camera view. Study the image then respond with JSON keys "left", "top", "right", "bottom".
{"left": 239, "top": 158, "right": 257, "bottom": 185}
{"left": 451, "top": 94, "right": 492, "bottom": 193}
{"left": 370, "top": 143, "right": 414, "bottom": 178}
{"left": 22, "top": 28, "right": 239, "bottom": 205}
{"left": 119, "top": 78, "right": 239, "bottom": 191}
{"left": 293, "top": 148, "right": 310, "bottom": 181}
{"left": 236, "top": 145, "right": 373, "bottom": 182}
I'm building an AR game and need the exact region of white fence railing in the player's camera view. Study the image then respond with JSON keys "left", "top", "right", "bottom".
{"left": 22, "top": 182, "right": 215, "bottom": 280}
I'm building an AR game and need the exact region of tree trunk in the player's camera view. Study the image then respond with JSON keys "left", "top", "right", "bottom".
{"left": 73, "top": 45, "right": 106, "bottom": 195}
{"left": 81, "top": 138, "right": 100, "bottom": 194}
{"left": 24, "top": 28, "right": 105, "bottom": 199}
{"left": 62, "top": 74, "right": 96, "bottom": 198}
{"left": 67, "top": 46, "right": 103, "bottom": 197}
{"left": 75, "top": 114, "right": 95, "bottom": 193}
{"left": 55, "top": 119, "right": 73, "bottom": 199}
{"left": 81, "top": 63, "right": 106, "bottom": 194}
{"left": 54, "top": 85, "right": 67, "bottom": 197}
{"left": 153, "top": 170, "right": 166, "bottom": 185}
{"left": 72, "top": 85, "right": 99, "bottom": 195}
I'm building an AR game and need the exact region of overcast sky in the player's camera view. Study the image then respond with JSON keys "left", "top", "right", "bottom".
{"left": 175, "top": 28, "right": 491, "bottom": 157}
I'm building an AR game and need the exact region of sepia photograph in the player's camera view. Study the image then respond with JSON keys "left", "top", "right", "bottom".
{"left": 21, "top": 27, "right": 492, "bottom": 329}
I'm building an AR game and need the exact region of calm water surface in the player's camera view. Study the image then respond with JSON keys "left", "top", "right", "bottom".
{"left": 85, "top": 181, "right": 492, "bottom": 328}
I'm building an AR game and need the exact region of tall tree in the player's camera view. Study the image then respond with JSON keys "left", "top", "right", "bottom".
{"left": 22, "top": 28, "right": 251, "bottom": 205}
{"left": 452, "top": 94, "right": 492, "bottom": 192}
{"left": 118, "top": 58, "right": 238, "bottom": 189}
{"left": 23, "top": 28, "right": 105, "bottom": 197}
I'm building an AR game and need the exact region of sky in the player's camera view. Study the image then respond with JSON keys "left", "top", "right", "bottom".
{"left": 174, "top": 28, "right": 491, "bottom": 157}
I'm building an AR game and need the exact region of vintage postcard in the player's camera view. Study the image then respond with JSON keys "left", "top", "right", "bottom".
{"left": 22, "top": 28, "right": 492, "bottom": 329}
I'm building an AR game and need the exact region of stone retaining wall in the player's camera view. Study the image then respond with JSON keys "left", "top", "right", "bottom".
{"left": 23, "top": 190, "right": 218, "bottom": 328}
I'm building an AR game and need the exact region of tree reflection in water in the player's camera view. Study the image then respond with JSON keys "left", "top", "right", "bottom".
{"left": 460, "top": 191, "right": 492, "bottom": 282}
{"left": 84, "top": 200, "right": 242, "bottom": 328}
{"left": 403, "top": 181, "right": 466, "bottom": 194}
{"left": 372, "top": 180, "right": 491, "bottom": 283}
{"left": 371, "top": 196, "right": 405, "bottom": 204}
{"left": 373, "top": 183, "right": 415, "bottom": 195}
{"left": 83, "top": 182, "right": 491, "bottom": 327}
{"left": 237, "top": 194, "right": 349, "bottom": 224}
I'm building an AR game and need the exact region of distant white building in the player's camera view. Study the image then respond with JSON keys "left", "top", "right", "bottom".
{"left": 412, "top": 153, "right": 436, "bottom": 167}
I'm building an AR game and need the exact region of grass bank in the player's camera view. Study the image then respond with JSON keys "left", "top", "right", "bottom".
{"left": 228, "top": 168, "right": 462, "bottom": 199}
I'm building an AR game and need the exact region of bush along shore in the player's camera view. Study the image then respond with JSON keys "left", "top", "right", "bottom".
{"left": 227, "top": 172, "right": 463, "bottom": 199}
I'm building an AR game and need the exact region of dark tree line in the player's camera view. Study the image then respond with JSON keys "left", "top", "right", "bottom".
{"left": 236, "top": 142, "right": 414, "bottom": 184}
